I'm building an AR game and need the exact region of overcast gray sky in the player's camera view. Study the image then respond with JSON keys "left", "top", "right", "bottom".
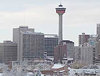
{"left": 0, "top": 0, "right": 100, "bottom": 45}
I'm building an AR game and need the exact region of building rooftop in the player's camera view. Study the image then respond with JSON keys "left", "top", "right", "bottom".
{"left": 19, "top": 26, "right": 28, "bottom": 28}
{"left": 61, "top": 40, "right": 74, "bottom": 44}
{"left": 21, "top": 31, "right": 44, "bottom": 35}
{"left": 44, "top": 34, "right": 58, "bottom": 38}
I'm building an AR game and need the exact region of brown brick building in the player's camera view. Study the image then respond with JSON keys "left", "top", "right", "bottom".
{"left": 54, "top": 40, "right": 74, "bottom": 63}
{"left": 54, "top": 44, "right": 67, "bottom": 63}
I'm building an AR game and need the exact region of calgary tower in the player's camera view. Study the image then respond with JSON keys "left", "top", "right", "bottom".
{"left": 56, "top": 4, "right": 66, "bottom": 43}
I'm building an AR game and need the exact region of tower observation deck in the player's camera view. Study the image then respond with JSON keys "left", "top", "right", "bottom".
{"left": 56, "top": 4, "right": 66, "bottom": 43}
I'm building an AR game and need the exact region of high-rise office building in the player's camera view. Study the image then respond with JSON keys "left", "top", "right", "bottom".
{"left": 79, "top": 33, "right": 90, "bottom": 46}
{"left": 13, "top": 26, "right": 34, "bottom": 61}
{"left": 97, "top": 24, "right": 100, "bottom": 40}
{"left": 0, "top": 41, "right": 17, "bottom": 63}
{"left": 94, "top": 24, "right": 100, "bottom": 62}
{"left": 13, "top": 26, "right": 44, "bottom": 61}
{"left": 44, "top": 34, "right": 58, "bottom": 56}
{"left": 22, "top": 32, "right": 44, "bottom": 60}
{"left": 88, "top": 35, "right": 97, "bottom": 46}
{"left": 96, "top": 40, "right": 100, "bottom": 58}
{"left": 97, "top": 24, "right": 100, "bottom": 35}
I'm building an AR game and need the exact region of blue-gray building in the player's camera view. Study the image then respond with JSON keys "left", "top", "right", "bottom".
{"left": 44, "top": 34, "right": 58, "bottom": 56}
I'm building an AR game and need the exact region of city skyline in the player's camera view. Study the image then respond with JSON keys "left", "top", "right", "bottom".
{"left": 0, "top": 0, "right": 100, "bottom": 45}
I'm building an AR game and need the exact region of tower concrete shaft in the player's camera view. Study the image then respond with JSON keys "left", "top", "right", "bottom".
{"left": 56, "top": 4, "right": 66, "bottom": 43}
{"left": 59, "top": 14, "right": 63, "bottom": 43}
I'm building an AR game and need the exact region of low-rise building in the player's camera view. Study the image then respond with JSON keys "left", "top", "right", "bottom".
{"left": 0, "top": 41, "right": 17, "bottom": 63}
{"left": 54, "top": 40, "right": 74, "bottom": 63}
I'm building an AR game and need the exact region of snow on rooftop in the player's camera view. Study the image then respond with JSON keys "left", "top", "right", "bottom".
{"left": 21, "top": 31, "right": 44, "bottom": 35}
{"left": 59, "top": 70, "right": 65, "bottom": 72}
{"left": 44, "top": 34, "right": 58, "bottom": 38}
{"left": 41, "top": 74, "right": 44, "bottom": 76}
{"left": 67, "top": 58, "right": 73, "bottom": 60}
{"left": 0, "top": 74, "right": 2, "bottom": 76}
{"left": 47, "top": 57, "right": 54, "bottom": 61}
{"left": 27, "top": 72, "right": 33, "bottom": 75}
{"left": 52, "top": 64, "right": 64, "bottom": 69}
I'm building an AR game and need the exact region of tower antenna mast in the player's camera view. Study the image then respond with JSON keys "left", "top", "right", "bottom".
{"left": 60, "top": 0, "right": 62, "bottom": 4}
{"left": 59, "top": 0, "right": 63, "bottom": 5}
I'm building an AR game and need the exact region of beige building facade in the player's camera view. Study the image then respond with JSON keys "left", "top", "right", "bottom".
{"left": 0, "top": 41, "right": 17, "bottom": 63}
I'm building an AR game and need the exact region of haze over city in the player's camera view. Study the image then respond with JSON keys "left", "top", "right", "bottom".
{"left": 0, "top": 0, "right": 100, "bottom": 45}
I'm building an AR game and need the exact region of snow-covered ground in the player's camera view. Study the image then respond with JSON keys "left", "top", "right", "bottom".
{"left": 68, "top": 68, "right": 100, "bottom": 76}
{"left": 0, "top": 72, "right": 44, "bottom": 76}
{"left": 0, "top": 74, "right": 2, "bottom": 76}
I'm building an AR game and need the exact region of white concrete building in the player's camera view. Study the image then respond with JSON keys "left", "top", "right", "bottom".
{"left": 74, "top": 43, "right": 95, "bottom": 65}
{"left": 74, "top": 46, "right": 81, "bottom": 62}
{"left": 80, "top": 43, "right": 94, "bottom": 65}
